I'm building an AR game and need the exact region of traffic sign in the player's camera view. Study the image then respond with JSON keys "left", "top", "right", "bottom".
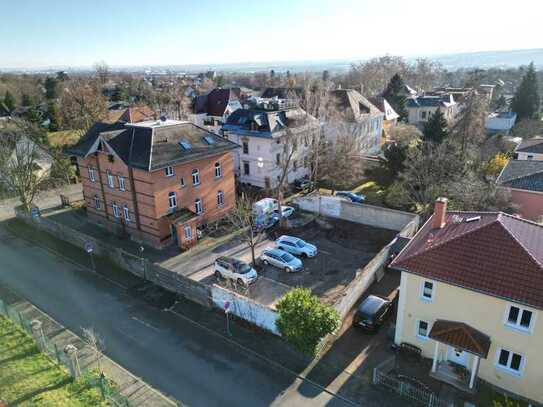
{"left": 84, "top": 242, "right": 95, "bottom": 253}
{"left": 31, "top": 207, "right": 40, "bottom": 218}
{"left": 224, "top": 300, "right": 230, "bottom": 313}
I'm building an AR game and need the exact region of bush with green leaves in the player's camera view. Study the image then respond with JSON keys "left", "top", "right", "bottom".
{"left": 276, "top": 288, "right": 340, "bottom": 355}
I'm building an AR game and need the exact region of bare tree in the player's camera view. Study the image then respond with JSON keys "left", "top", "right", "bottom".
{"left": 451, "top": 92, "right": 489, "bottom": 158}
{"left": 94, "top": 61, "right": 110, "bottom": 85}
{"left": 59, "top": 79, "right": 108, "bottom": 132}
{"left": 0, "top": 122, "right": 53, "bottom": 209}
{"left": 81, "top": 326, "right": 105, "bottom": 374}
{"left": 227, "top": 194, "right": 262, "bottom": 266}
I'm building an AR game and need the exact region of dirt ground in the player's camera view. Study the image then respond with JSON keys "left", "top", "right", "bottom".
{"left": 258, "top": 216, "right": 397, "bottom": 305}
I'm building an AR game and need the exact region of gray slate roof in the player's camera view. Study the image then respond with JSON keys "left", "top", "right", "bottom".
{"left": 497, "top": 159, "right": 543, "bottom": 192}
{"left": 330, "top": 89, "right": 382, "bottom": 121}
{"left": 516, "top": 138, "right": 543, "bottom": 154}
{"left": 68, "top": 121, "right": 238, "bottom": 172}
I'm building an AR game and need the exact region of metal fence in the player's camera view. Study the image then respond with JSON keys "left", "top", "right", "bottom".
{"left": 373, "top": 360, "right": 450, "bottom": 407}
{"left": 0, "top": 298, "right": 130, "bottom": 406}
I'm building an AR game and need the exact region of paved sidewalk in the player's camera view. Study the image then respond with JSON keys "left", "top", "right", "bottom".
{"left": 0, "top": 183, "right": 82, "bottom": 221}
{"left": 0, "top": 284, "right": 179, "bottom": 407}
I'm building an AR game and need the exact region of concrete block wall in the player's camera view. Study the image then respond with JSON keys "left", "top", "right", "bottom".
{"left": 211, "top": 285, "right": 280, "bottom": 335}
{"left": 294, "top": 194, "right": 419, "bottom": 232}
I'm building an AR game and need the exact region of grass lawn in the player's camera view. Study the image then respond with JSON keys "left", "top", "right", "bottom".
{"left": 0, "top": 316, "right": 107, "bottom": 406}
{"left": 47, "top": 129, "right": 82, "bottom": 148}
{"left": 476, "top": 383, "right": 530, "bottom": 407}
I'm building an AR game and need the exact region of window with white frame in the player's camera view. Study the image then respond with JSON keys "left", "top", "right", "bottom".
{"left": 184, "top": 225, "right": 192, "bottom": 240}
{"left": 420, "top": 280, "right": 434, "bottom": 301}
{"left": 195, "top": 198, "right": 203, "bottom": 214}
{"left": 168, "top": 192, "right": 177, "bottom": 209}
{"left": 118, "top": 176, "right": 125, "bottom": 191}
{"left": 497, "top": 348, "right": 524, "bottom": 375}
{"left": 88, "top": 166, "right": 96, "bottom": 182}
{"left": 192, "top": 169, "right": 200, "bottom": 186}
{"left": 165, "top": 166, "right": 174, "bottom": 177}
{"left": 242, "top": 141, "right": 249, "bottom": 154}
{"left": 217, "top": 190, "right": 224, "bottom": 207}
{"left": 214, "top": 162, "right": 222, "bottom": 178}
{"left": 417, "top": 320, "right": 429, "bottom": 339}
{"left": 505, "top": 305, "right": 533, "bottom": 331}
{"left": 180, "top": 177, "right": 185, "bottom": 188}
{"left": 123, "top": 204, "right": 130, "bottom": 222}
{"left": 112, "top": 201, "right": 120, "bottom": 218}
{"left": 107, "top": 170, "right": 114, "bottom": 188}
{"left": 93, "top": 195, "right": 101, "bottom": 210}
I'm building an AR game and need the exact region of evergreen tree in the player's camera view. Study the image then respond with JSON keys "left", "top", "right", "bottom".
{"left": 423, "top": 109, "right": 449, "bottom": 144}
{"left": 47, "top": 101, "right": 61, "bottom": 131}
{"left": 511, "top": 62, "right": 540, "bottom": 120}
{"left": 383, "top": 73, "right": 408, "bottom": 121}
{"left": 21, "top": 93, "right": 33, "bottom": 107}
{"left": 3, "top": 91, "right": 16, "bottom": 113}
{"left": 45, "top": 76, "right": 59, "bottom": 99}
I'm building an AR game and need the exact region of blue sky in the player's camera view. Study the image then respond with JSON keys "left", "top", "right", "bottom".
{"left": 1, "top": 0, "right": 542, "bottom": 68}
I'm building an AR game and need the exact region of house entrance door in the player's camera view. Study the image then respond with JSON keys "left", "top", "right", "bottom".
{"left": 447, "top": 346, "right": 469, "bottom": 367}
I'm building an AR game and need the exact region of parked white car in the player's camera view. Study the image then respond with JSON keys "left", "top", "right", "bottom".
{"left": 275, "top": 206, "right": 295, "bottom": 218}
{"left": 214, "top": 256, "right": 258, "bottom": 286}
{"left": 260, "top": 248, "right": 303, "bottom": 272}
{"left": 276, "top": 235, "right": 317, "bottom": 258}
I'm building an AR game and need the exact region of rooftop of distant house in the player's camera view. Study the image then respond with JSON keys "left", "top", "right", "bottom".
{"left": 516, "top": 137, "right": 543, "bottom": 154}
{"left": 497, "top": 159, "right": 543, "bottom": 192}
{"left": 369, "top": 96, "right": 400, "bottom": 121}
{"left": 194, "top": 88, "right": 242, "bottom": 117}
{"left": 68, "top": 119, "right": 238, "bottom": 172}
{"left": 330, "top": 89, "right": 383, "bottom": 121}
{"left": 391, "top": 198, "right": 543, "bottom": 309}
{"left": 407, "top": 94, "right": 456, "bottom": 108}
{"left": 223, "top": 105, "right": 317, "bottom": 137}
{"left": 107, "top": 105, "right": 157, "bottom": 124}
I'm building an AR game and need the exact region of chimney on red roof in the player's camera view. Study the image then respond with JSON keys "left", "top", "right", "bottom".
{"left": 432, "top": 197, "right": 448, "bottom": 229}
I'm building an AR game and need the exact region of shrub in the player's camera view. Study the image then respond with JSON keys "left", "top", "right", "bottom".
{"left": 276, "top": 288, "right": 340, "bottom": 355}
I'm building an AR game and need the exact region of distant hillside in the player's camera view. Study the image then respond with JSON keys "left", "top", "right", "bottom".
{"left": 2, "top": 48, "right": 542, "bottom": 74}
{"left": 425, "top": 48, "right": 543, "bottom": 70}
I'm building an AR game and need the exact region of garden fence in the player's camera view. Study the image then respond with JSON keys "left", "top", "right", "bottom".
{"left": 0, "top": 298, "right": 130, "bottom": 406}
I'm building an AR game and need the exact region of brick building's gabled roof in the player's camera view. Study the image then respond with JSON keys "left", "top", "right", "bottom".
{"left": 68, "top": 121, "right": 239, "bottom": 172}
{"left": 391, "top": 211, "right": 543, "bottom": 309}
{"left": 194, "top": 88, "right": 241, "bottom": 117}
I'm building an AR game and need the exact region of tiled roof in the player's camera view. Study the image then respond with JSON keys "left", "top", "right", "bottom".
{"left": 516, "top": 138, "right": 543, "bottom": 154}
{"left": 391, "top": 211, "right": 543, "bottom": 309}
{"left": 369, "top": 96, "right": 400, "bottom": 121}
{"left": 330, "top": 89, "right": 382, "bottom": 120}
{"left": 195, "top": 88, "right": 241, "bottom": 117}
{"left": 68, "top": 121, "right": 239, "bottom": 172}
{"left": 429, "top": 320, "right": 491, "bottom": 358}
{"left": 497, "top": 160, "right": 543, "bottom": 192}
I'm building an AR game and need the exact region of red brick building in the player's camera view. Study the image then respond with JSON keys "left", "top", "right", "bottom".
{"left": 69, "top": 119, "right": 239, "bottom": 249}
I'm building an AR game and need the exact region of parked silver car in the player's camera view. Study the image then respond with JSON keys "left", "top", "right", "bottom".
{"left": 260, "top": 248, "right": 303, "bottom": 272}
{"left": 275, "top": 235, "right": 317, "bottom": 258}
{"left": 214, "top": 256, "right": 258, "bottom": 286}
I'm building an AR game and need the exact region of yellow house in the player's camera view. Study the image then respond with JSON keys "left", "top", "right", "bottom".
{"left": 391, "top": 198, "right": 543, "bottom": 404}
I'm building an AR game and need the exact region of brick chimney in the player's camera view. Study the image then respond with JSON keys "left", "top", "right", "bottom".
{"left": 432, "top": 197, "right": 448, "bottom": 229}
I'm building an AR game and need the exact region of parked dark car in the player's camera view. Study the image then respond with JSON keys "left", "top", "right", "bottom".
{"left": 353, "top": 295, "right": 394, "bottom": 332}
{"left": 294, "top": 177, "right": 314, "bottom": 191}
{"left": 335, "top": 191, "right": 366, "bottom": 203}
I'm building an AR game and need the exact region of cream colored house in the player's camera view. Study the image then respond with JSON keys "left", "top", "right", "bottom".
{"left": 391, "top": 198, "right": 543, "bottom": 404}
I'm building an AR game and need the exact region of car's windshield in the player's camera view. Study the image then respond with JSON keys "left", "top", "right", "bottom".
{"left": 236, "top": 263, "right": 252, "bottom": 274}
{"left": 295, "top": 239, "right": 305, "bottom": 248}
{"left": 281, "top": 253, "right": 294, "bottom": 262}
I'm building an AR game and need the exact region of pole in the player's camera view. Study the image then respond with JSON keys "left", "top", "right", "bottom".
{"left": 89, "top": 252, "right": 96, "bottom": 271}
{"left": 226, "top": 311, "right": 231, "bottom": 336}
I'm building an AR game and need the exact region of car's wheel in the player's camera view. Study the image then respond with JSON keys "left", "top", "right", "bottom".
{"left": 285, "top": 267, "right": 292, "bottom": 273}
{"left": 237, "top": 278, "right": 245, "bottom": 286}
{"left": 263, "top": 259, "right": 269, "bottom": 265}
{"left": 214, "top": 271, "right": 223, "bottom": 280}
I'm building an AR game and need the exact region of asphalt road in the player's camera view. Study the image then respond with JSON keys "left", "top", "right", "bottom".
{"left": 0, "top": 224, "right": 355, "bottom": 407}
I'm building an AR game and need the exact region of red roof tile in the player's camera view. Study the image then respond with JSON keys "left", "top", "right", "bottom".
{"left": 391, "top": 212, "right": 543, "bottom": 309}
{"left": 429, "top": 320, "right": 491, "bottom": 358}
